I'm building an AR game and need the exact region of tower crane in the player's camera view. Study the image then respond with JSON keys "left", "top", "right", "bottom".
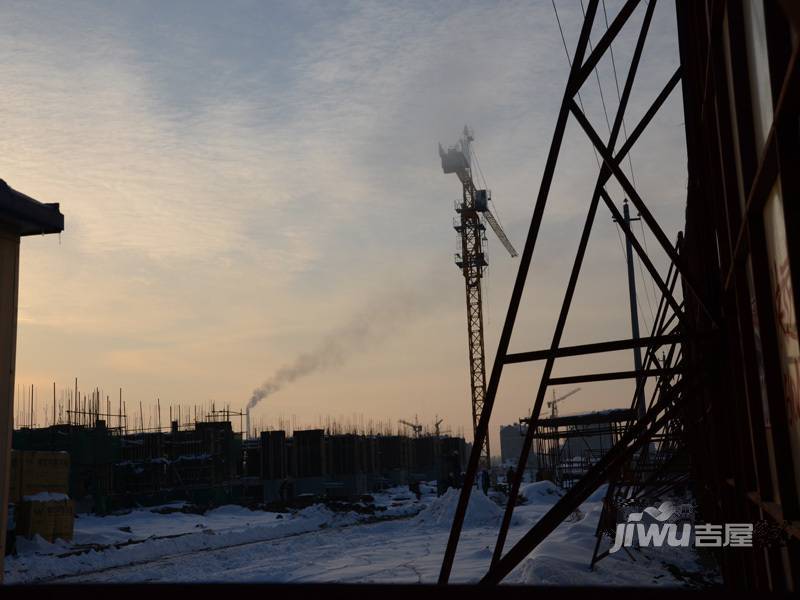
{"left": 434, "top": 416, "right": 451, "bottom": 437}
{"left": 546, "top": 387, "right": 581, "bottom": 419}
{"left": 439, "top": 126, "right": 518, "bottom": 470}
{"left": 399, "top": 418, "right": 423, "bottom": 437}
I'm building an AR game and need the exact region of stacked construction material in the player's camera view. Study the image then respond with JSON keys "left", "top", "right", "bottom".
{"left": 9, "top": 450, "right": 73, "bottom": 542}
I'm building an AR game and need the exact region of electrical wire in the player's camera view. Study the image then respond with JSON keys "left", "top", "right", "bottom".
{"left": 639, "top": 217, "right": 661, "bottom": 313}
{"left": 581, "top": 0, "right": 653, "bottom": 330}
{"left": 553, "top": 0, "right": 661, "bottom": 336}
{"left": 551, "top": 0, "right": 601, "bottom": 170}
{"left": 580, "top": 0, "right": 613, "bottom": 136}
{"left": 635, "top": 219, "right": 657, "bottom": 326}
{"left": 600, "top": 0, "right": 659, "bottom": 316}
{"left": 601, "top": 0, "right": 637, "bottom": 189}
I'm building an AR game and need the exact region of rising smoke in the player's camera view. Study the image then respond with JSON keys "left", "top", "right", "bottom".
{"left": 245, "top": 288, "right": 438, "bottom": 413}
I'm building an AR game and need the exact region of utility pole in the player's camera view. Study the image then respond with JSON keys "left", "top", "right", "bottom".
{"left": 617, "top": 198, "right": 645, "bottom": 417}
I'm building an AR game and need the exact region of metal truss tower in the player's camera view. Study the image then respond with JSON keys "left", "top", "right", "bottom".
{"left": 438, "top": 0, "right": 715, "bottom": 584}
{"left": 440, "top": 127, "right": 518, "bottom": 471}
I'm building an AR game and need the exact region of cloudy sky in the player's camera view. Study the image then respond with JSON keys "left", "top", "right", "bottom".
{"left": 2, "top": 0, "right": 686, "bottom": 452}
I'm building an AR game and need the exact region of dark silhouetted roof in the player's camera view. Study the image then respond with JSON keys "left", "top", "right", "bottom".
{"left": 0, "top": 179, "right": 64, "bottom": 236}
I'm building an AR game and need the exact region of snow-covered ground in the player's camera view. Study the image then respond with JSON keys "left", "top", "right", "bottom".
{"left": 4, "top": 482, "right": 720, "bottom": 586}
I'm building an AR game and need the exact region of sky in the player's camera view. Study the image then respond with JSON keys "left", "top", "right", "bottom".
{"left": 1, "top": 0, "right": 687, "bottom": 454}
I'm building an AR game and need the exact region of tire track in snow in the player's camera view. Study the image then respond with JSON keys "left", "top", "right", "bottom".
{"left": 33, "top": 511, "right": 421, "bottom": 584}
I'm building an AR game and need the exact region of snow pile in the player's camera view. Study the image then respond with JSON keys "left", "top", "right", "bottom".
{"left": 585, "top": 484, "right": 610, "bottom": 503}
{"left": 21, "top": 492, "right": 70, "bottom": 502}
{"left": 512, "top": 498, "right": 607, "bottom": 585}
{"left": 512, "top": 490, "right": 720, "bottom": 588}
{"left": 14, "top": 534, "right": 72, "bottom": 556}
{"left": 5, "top": 484, "right": 720, "bottom": 586}
{"left": 4, "top": 504, "right": 352, "bottom": 584}
{"left": 412, "top": 488, "right": 506, "bottom": 529}
{"left": 519, "top": 481, "right": 564, "bottom": 505}
{"left": 5, "top": 486, "right": 432, "bottom": 584}
{"left": 366, "top": 484, "right": 437, "bottom": 520}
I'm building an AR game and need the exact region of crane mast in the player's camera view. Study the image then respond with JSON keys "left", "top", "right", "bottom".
{"left": 457, "top": 172, "right": 490, "bottom": 470}
{"left": 439, "top": 126, "right": 517, "bottom": 471}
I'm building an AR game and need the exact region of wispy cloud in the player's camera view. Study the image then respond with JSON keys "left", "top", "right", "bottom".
{"left": 3, "top": 0, "right": 687, "bottom": 449}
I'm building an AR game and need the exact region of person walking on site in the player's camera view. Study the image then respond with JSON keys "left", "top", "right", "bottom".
{"left": 480, "top": 469, "right": 490, "bottom": 495}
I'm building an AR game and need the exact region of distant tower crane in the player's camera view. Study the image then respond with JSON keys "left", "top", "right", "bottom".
{"left": 399, "top": 418, "right": 423, "bottom": 437}
{"left": 433, "top": 416, "right": 451, "bottom": 437}
{"left": 546, "top": 387, "right": 581, "bottom": 419}
{"left": 439, "top": 126, "right": 518, "bottom": 470}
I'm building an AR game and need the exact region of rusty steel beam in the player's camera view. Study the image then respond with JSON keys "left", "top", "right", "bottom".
{"left": 503, "top": 334, "right": 681, "bottom": 364}
{"left": 568, "top": 98, "right": 717, "bottom": 327}
{"left": 723, "top": 41, "right": 800, "bottom": 292}
{"left": 548, "top": 367, "right": 680, "bottom": 386}
{"left": 490, "top": 0, "right": 660, "bottom": 568}
{"left": 437, "top": 0, "right": 602, "bottom": 584}
{"left": 574, "top": 0, "right": 642, "bottom": 94}
{"left": 599, "top": 187, "right": 686, "bottom": 323}
{"left": 482, "top": 379, "right": 684, "bottom": 584}
{"left": 615, "top": 68, "right": 682, "bottom": 161}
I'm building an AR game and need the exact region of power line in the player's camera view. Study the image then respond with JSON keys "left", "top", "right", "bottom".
{"left": 634, "top": 233, "right": 657, "bottom": 327}
{"left": 551, "top": 0, "right": 601, "bottom": 170}
{"left": 554, "top": 1, "right": 656, "bottom": 334}
{"left": 580, "top": 0, "right": 612, "bottom": 136}
{"left": 601, "top": 0, "right": 638, "bottom": 189}
{"left": 599, "top": 0, "right": 659, "bottom": 309}
{"left": 638, "top": 217, "right": 661, "bottom": 312}
{"left": 584, "top": 0, "right": 654, "bottom": 329}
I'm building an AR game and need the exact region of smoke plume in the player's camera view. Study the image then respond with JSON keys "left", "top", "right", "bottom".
{"left": 246, "top": 288, "right": 436, "bottom": 413}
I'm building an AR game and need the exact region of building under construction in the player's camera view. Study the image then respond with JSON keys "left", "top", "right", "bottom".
{"left": 10, "top": 418, "right": 468, "bottom": 513}
{"left": 530, "top": 408, "right": 634, "bottom": 489}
